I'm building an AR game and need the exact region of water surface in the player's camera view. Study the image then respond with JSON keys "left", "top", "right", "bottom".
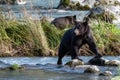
{"left": 0, "top": 56, "right": 119, "bottom": 80}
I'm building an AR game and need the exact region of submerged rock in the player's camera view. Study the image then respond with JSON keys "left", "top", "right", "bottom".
{"left": 65, "top": 59, "right": 84, "bottom": 67}
{"left": 1, "top": 64, "right": 25, "bottom": 70}
{"left": 99, "top": 71, "right": 112, "bottom": 76}
{"left": 105, "top": 60, "right": 120, "bottom": 66}
{"left": 84, "top": 66, "right": 100, "bottom": 73}
{"left": 88, "top": 57, "right": 120, "bottom": 66}
{"left": 0, "top": 0, "right": 16, "bottom": 4}
{"left": 88, "top": 57, "right": 107, "bottom": 66}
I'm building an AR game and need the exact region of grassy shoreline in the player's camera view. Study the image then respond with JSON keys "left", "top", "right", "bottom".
{"left": 0, "top": 12, "right": 120, "bottom": 57}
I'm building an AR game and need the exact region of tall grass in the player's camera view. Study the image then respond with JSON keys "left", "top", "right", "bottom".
{"left": 41, "top": 20, "right": 65, "bottom": 50}
{"left": 91, "top": 19, "right": 120, "bottom": 55}
{"left": 25, "top": 19, "right": 50, "bottom": 56}
{"left": 41, "top": 19, "right": 120, "bottom": 56}
{"left": 0, "top": 11, "right": 120, "bottom": 56}
{"left": 0, "top": 2, "right": 120, "bottom": 56}
{"left": 0, "top": 11, "right": 50, "bottom": 56}
{"left": 0, "top": 12, "right": 13, "bottom": 56}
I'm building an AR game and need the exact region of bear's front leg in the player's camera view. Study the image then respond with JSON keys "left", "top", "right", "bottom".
{"left": 86, "top": 33, "right": 102, "bottom": 58}
{"left": 57, "top": 45, "right": 68, "bottom": 65}
{"left": 70, "top": 46, "right": 82, "bottom": 61}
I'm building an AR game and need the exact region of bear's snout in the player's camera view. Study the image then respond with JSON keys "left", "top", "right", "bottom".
{"left": 74, "top": 29, "right": 80, "bottom": 36}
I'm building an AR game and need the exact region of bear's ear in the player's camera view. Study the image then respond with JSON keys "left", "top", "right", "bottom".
{"left": 83, "top": 21, "right": 88, "bottom": 26}
{"left": 74, "top": 20, "right": 79, "bottom": 25}
{"left": 83, "top": 17, "right": 89, "bottom": 26}
{"left": 73, "top": 15, "right": 76, "bottom": 20}
{"left": 66, "top": 16, "right": 72, "bottom": 20}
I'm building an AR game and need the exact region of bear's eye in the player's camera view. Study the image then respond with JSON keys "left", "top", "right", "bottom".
{"left": 77, "top": 25, "right": 82, "bottom": 30}
{"left": 76, "top": 26, "right": 79, "bottom": 29}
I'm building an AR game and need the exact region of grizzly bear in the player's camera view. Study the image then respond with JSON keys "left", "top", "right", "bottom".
{"left": 57, "top": 20, "right": 102, "bottom": 65}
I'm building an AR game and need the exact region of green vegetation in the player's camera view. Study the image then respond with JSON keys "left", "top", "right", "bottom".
{"left": 91, "top": 19, "right": 120, "bottom": 55}
{"left": 0, "top": 9, "right": 120, "bottom": 56}
{"left": 62, "top": 0, "right": 70, "bottom": 6}
{"left": 90, "top": 11, "right": 115, "bottom": 23}
{"left": 57, "top": 0, "right": 91, "bottom": 10}
{"left": 9, "top": 64, "right": 22, "bottom": 70}
{"left": 69, "top": 2, "right": 91, "bottom": 10}
{"left": 0, "top": 64, "right": 24, "bottom": 70}
{"left": 0, "top": 12, "right": 50, "bottom": 56}
{"left": 41, "top": 20, "right": 65, "bottom": 50}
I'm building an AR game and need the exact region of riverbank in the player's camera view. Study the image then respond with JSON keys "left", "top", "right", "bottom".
{"left": 0, "top": 11, "right": 120, "bottom": 57}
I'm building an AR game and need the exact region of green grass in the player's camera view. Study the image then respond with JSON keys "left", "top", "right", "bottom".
{"left": 0, "top": 12, "right": 49, "bottom": 56}
{"left": 0, "top": 9, "right": 120, "bottom": 56}
{"left": 91, "top": 20, "right": 120, "bottom": 55}
{"left": 5, "top": 24, "right": 32, "bottom": 45}
{"left": 41, "top": 20, "right": 65, "bottom": 50}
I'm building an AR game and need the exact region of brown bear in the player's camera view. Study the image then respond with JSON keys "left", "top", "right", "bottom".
{"left": 51, "top": 15, "right": 76, "bottom": 29}
{"left": 57, "top": 19, "right": 102, "bottom": 65}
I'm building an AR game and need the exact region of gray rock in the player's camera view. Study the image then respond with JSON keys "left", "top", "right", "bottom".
{"left": 91, "top": 7, "right": 105, "bottom": 15}
{"left": 88, "top": 57, "right": 107, "bottom": 66}
{"left": 84, "top": 66, "right": 100, "bottom": 73}
{"left": 105, "top": 60, "right": 120, "bottom": 66}
{"left": 99, "top": 71, "right": 112, "bottom": 76}
{"left": 65, "top": 59, "right": 84, "bottom": 67}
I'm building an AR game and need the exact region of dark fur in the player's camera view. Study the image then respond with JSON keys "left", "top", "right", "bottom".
{"left": 51, "top": 15, "right": 76, "bottom": 29}
{"left": 57, "top": 20, "right": 102, "bottom": 65}
{"left": 88, "top": 57, "right": 105, "bottom": 66}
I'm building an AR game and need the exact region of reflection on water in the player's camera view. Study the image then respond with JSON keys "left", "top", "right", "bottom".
{"left": 0, "top": 69, "right": 112, "bottom": 80}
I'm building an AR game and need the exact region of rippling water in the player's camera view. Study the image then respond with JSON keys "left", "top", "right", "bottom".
{"left": 0, "top": 0, "right": 120, "bottom": 80}
{"left": 0, "top": 0, "right": 90, "bottom": 21}
{"left": 0, "top": 56, "right": 119, "bottom": 80}
{"left": 0, "top": 69, "right": 111, "bottom": 80}
{"left": 1, "top": 0, "right": 120, "bottom": 24}
{"left": 0, "top": 56, "right": 120, "bottom": 66}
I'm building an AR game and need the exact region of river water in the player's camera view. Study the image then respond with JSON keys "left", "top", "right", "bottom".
{"left": 0, "top": 0, "right": 120, "bottom": 25}
{"left": 0, "top": 0, "right": 92, "bottom": 21}
{"left": 0, "top": 56, "right": 119, "bottom": 80}
{"left": 0, "top": 0, "right": 120, "bottom": 80}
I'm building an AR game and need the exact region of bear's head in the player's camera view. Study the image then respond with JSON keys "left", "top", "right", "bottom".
{"left": 65, "top": 15, "right": 76, "bottom": 25}
{"left": 74, "top": 20, "right": 90, "bottom": 36}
